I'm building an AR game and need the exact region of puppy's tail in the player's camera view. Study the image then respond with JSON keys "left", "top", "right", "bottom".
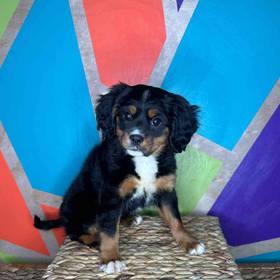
{"left": 34, "top": 215, "right": 62, "bottom": 230}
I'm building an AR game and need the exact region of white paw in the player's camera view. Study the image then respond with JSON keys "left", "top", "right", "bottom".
{"left": 132, "top": 215, "right": 143, "bottom": 226}
{"left": 189, "top": 243, "right": 205, "bottom": 255}
{"left": 100, "top": 260, "right": 126, "bottom": 274}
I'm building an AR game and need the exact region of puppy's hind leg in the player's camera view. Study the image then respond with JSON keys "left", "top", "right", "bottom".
{"left": 78, "top": 224, "right": 99, "bottom": 248}
{"left": 120, "top": 215, "right": 143, "bottom": 227}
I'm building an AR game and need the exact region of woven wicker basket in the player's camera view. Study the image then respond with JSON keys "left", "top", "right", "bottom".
{"left": 239, "top": 263, "right": 280, "bottom": 280}
{"left": 43, "top": 216, "right": 242, "bottom": 279}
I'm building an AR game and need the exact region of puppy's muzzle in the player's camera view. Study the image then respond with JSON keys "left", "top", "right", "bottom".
{"left": 129, "top": 134, "right": 144, "bottom": 148}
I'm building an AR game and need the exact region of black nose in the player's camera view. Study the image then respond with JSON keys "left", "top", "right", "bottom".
{"left": 130, "top": 134, "right": 144, "bottom": 146}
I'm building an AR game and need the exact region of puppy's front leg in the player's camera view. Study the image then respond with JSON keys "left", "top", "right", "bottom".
{"left": 98, "top": 209, "right": 126, "bottom": 274}
{"left": 157, "top": 190, "right": 205, "bottom": 255}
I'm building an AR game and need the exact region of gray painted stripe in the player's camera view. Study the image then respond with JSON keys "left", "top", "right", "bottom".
{"left": 0, "top": 0, "right": 34, "bottom": 66}
{"left": 149, "top": 0, "right": 199, "bottom": 86}
{"left": 0, "top": 240, "right": 52, "bottom": 263}
{"left": 69, "top": 0, "right": 107, "bottom": 109}
{"left": 230, "top": 237, "right": 280, "bottom": 259}
{"left": 193, "top": 78, "right": 280, "bottom": 214}
{"left": 0, "top": 124, "right": 59, "bottom": 258}
{"left": 33, "top": 189, "right": 62, "bottom": 209}
{"left": 191, "top": 134, "right": 234, "bottom": 162}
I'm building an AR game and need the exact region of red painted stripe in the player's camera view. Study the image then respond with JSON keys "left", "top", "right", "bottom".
{"left": 40, "top": 204, "right": 65, "bottom": 246}
{"left": 0, "top": 152, "right": 49, "bottom": 255}
{"left": 83, "top": 0, "right": 166, "bottom": 86}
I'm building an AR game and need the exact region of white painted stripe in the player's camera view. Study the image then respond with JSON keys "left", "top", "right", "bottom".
{"left": 191, "top": 134, "right": 234, "bottom": 162}
{"left": 33, "top": 189, "right": 62, "bottom": 209}
{"left": 230, "top": 237, "right": 280, "bottom": 259}
{"left": 0, "top": 0, "right": 34, "bottom": 66}
{"left": 149, "top": 0, "right": 199, "bottom": 87}
{"left": 69, "top": 0, "right": 107, "bottom": 109}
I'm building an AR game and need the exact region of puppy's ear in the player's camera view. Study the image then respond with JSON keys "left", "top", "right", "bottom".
{"left": 96, "top": 83, "right": 129, "bottom": 141}
{"left": 167, "top": 93, "right": 199, "bottom": 153}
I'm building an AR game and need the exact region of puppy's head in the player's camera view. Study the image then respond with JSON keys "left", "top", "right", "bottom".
{"left": 96, "top": 83, "right": 199, "bottom": 156}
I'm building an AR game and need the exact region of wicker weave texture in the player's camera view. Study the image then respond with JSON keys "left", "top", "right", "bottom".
{"left": 239, "top": 264, "right": 280, "bottom": 280}
{"left": 0, "top": 265, "right": 46, "bottom": 280}
{"left": 43, "top": 216, "right": 242, "bottom": 279}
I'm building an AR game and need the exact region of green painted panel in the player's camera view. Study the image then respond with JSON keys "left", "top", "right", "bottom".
{"left": 176, "top": 146, "right": 222, "bottom": 214}
{"left": 141, "top": 146, "right": 222, "bottom": 216}
{"left": 0, "top": 251, "right": 24, "bottom": 264}
{"left": 0, "top": 0, "right": 20, "bottom": 40}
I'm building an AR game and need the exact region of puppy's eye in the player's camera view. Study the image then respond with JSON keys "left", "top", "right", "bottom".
{"left": 122, "top": 112, "right": 133, "bottom": 121}
{"left": 151, "top": 117, "right": 161, "bottom": 127}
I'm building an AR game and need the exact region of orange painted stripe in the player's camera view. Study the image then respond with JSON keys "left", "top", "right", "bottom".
{"left": 40, "top": 204, "right": 65, "bottom": 246}
{"left": 0, "top": 152, "right": 49, "bottom": 255}
{"left": 83, "top": 0, "right": 166, "bottom": 86}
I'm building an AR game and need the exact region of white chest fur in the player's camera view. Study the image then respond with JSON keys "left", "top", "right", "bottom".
{"left": 132, "top": 155, "right": 158, "bottom": 201}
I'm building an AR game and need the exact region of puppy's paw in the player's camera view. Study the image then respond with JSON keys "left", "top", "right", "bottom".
{"left": 188, "top": 242, "right": 205, "bottom": 255}
{"left": 100, "top": 260, "right": 126, "bottom": 274}
{"left": 132, "top": 215, "right": 143, "bottom": 226}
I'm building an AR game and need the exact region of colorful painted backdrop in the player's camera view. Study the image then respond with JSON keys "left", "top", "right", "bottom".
{"left": 0, "top": 0, "right": 279, "bottom": 263}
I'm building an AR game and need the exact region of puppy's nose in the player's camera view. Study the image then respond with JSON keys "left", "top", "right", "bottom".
{"left": 130, "top": 134, "right": 144, "bottom": 146}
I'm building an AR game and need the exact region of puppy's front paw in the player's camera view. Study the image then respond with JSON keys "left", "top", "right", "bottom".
{"left": 188, "top": 242, "right": 205, "bottom": 255}
{"left": 100, "top": 260, "right": 126, "bottom": 274}
{"left": 132, "top": 215, "right": 143, "bottom": 226}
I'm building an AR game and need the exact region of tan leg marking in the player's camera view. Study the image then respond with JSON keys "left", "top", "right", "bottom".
{"left": 158, "top": 205, "right": 199, "bottom": 251}
{"left": 155, "top": 174, "right": 176, "bottom": 192}
{"left": 78, "top": 225, "right": 98, "bottom": 245}
{"left": 100, "top": 229, "right": 120, "bottom": 264}
{"left": 119, "top": 176, "right": 139, "bottom": 198}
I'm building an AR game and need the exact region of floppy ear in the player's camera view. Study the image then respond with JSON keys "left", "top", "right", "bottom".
{"left": 95, "top": 83, "right": 129, "bottom": 141}
{"left": 167, "top": 93, "right": 199, "bottom": 153}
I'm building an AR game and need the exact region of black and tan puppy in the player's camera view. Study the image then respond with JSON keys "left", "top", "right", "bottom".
{"left": 34, "top": 83, "right": 204, "bottom": 273}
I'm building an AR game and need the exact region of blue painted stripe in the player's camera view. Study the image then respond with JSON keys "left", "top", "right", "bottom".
{"left": 237, "top": 250, "right": 280, "bottom": 263}
{"left": 162, "top": 0, "right": 280, "bottom": 150}
{"left": 0, "top": 0, "right": 99, "bottom": 196}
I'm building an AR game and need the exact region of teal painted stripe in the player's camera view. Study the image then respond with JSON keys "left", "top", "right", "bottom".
{"left": 237, "top": 251, "right": 280, "bottom": 263}
{"left": 0, "top": 0, "right": 99, "bottom": 196}
{"left": 162, "top": 0, "right": 280, "bottom": 150}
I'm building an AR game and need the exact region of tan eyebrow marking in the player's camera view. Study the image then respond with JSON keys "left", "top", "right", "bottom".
{"left": 128, "top": 105, "right": 137, "bottom": 115}
{"left": 147, "top": 108, "right": 158, "bottom": 118}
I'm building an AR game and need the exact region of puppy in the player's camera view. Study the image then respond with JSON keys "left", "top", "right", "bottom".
{"left": 34, "top": 83, "right": 204, "bottom": 274}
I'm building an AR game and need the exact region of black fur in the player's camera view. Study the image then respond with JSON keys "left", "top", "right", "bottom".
{"left": 34, "top": 83, "right": 199, "bottom": 250}
{"left": 34, "top": 215, "right": 62, "bottom": 230}
{"left": 96, "top": 83, "right": 129, "bottom": 141}
{"left": 166, "top": 93, "right": 199, "bottom": 153}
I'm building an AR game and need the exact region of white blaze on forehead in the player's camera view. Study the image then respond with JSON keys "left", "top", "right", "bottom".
{"left": 129, "top": 129, "right": 143, "bottom": 136}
